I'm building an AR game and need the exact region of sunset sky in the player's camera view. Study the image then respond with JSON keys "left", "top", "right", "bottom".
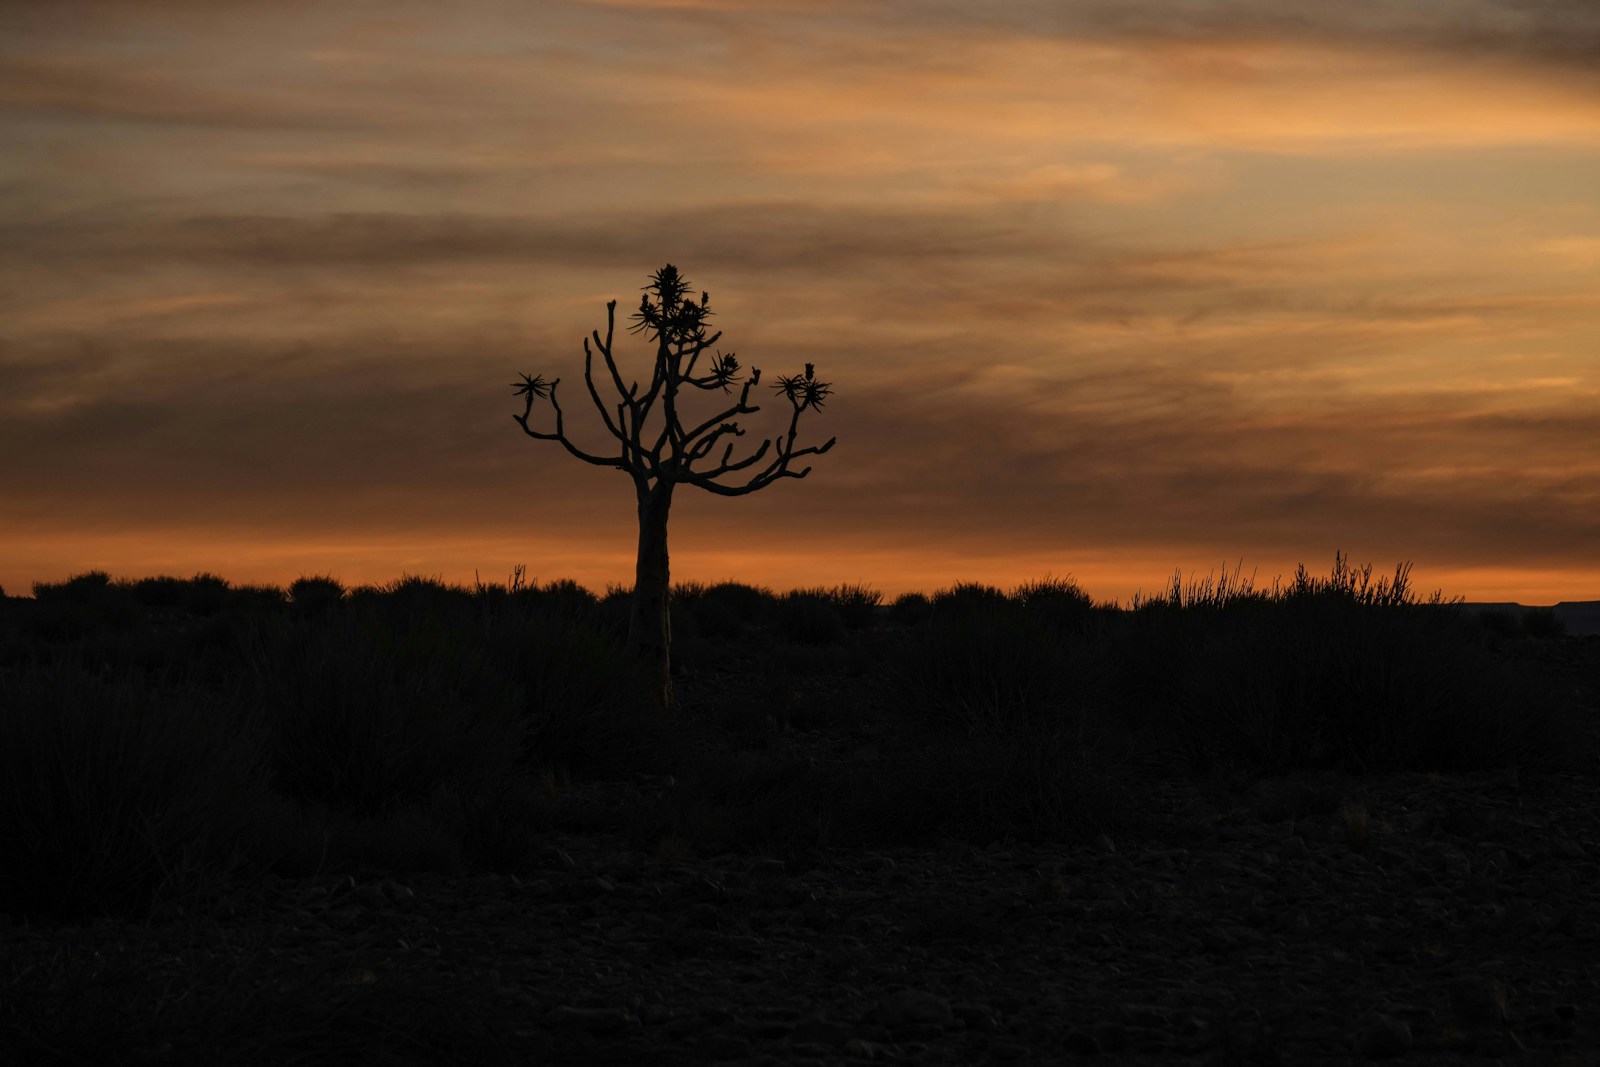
{"left": 3, "top": 0, "right": 1597, "bottom": 604}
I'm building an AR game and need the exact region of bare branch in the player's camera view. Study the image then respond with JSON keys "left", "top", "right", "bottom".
{"left": 688, "top": 442, "right": 833, "bottom": 494}
{"left": 512, "top": 377, "right": 625, "bottom": 469}
{"left": 680, "top": 329, "right": 724, "bottom": 381}
{"left": 679, "top": 371, "right": 763, "bottom": 446}
{"left": 633, "top": 344, "right": 669, "bottom": 415}
{"left": 685, "top": 393, "right": 835, "bottom": 494}
{"left": 590, "top": 301, "right": 636, "bottom": 421}
{"left": 685, "top": 438, "right": 773, "bottom": 482}
{"left": 582, "top": 338, "right": 626, "bottom": 444}
{"left": 686, "top": 421, "right": 745, "bottom": 462}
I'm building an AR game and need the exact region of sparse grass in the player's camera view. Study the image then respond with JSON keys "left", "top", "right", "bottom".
{"left": 1013, "top": 573, "right": 1098, "bottom": 633}
{"left": 2, "top": 555, "right": 1595, "bottom": 1065}
{"left": 773, "top": 590, "right": 847, "bottom": 646}
{"left": 248, "top": 602, "right": 526, "bottom": 818}
{"left": 1128, "top": 590, "right": 1580, "bottom": 778}
{"left": 1523, "top": 606, "right": 1567, "bottom": 639}
{"left": 787, "top": 582, "right": 882, "bottom": 629}
{"left": 625, "top": 747, "right": 839, "bottom": 862}
{"left": 701, "top": 580, "right": 777, "bottom": 624}
{"left": 0, "top": 654, "right": 273, "bottom": 922}
{"left": 288, "top": 573, "right": 345, "bottom": 611}
{"left": 929, "top": 581, "right": 1010, "bottom": 613}
{"left": 1, "top": 554, "right": 1593, "bottom": 933}
{"left": 887, "top": 590, "right": 931, "bottom": 627}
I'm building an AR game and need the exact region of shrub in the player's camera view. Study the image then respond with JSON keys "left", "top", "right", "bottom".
{"left": 845, "top": 717, "right": 1160, "bottom": 848}
{"left": 887, "top": 592, "right": 931, "bottom": 628}
{"left": 428, "top": 773, "right": 554, "bottom": 874}
{"left": 775, "top": 593, "right": 846, "bottom": 647}
{"left": 384, "top": 574, "right": 465, "bottom": 613}
{"left": 687, "top": 594, "right": 744, "bottom": 641}
{"left": 181, "top": 573, "right": 233, "bottom": 616}
{"left": 485, "top": 612, "right": 674, "bottom": 778}
{"left": 1130, "top": 561, "right": 1261, "bottom": 612}
{"left": 702, "top": 581, "right": 776, "bottom": 625}
{"left": 537, "top": 578, "right": 599, "bottom": 619}
{"left": 230, "top": 583, "right": 288, "bottom": 613}
{"left": 130, "top": 575, "right": 189, "bottom": 609}
{"left": 799, "top": 583, "right": 883, "bottom": 630}
{"left": 1015, "top": 574, "right": 1096, "bottom": 633}
{"left": 889, "top": 596, "right": 1107, "bottom": 738}
{"left": 1475, "top": 609, "right": 1521, "bottom": 639}
{"left": 345, "top": 584, "right": 387, "bottom": 609}
{"left": 627, "top": 748, "right": 838, "bottom": 860}
{"left": 930, "top": 581, "right": 1011, "bottom": 613}
{"left": 597, "top": 584, "right": 633, "bottom": 637}
{"left": 680, "top": 581, "right": 778, "bottom": 640}
{"left": 0, "top": 657, "right": 272, "bottom": 922}
{"left": 32, "top": 570, "right": 116, "bottom": 605}
{"left": 238, "top": 794, "right": 464, "bottom": 880}
{"left": 1014, "top": 574, "right": 1092, "bottom": 607}
{"left": 250, "top": 605, "right": 525, "bottom": 817}
{"left": 1282, "top": 552, "right": 1446, "bottom": 608}
{"left": 1158, "top": 598, "right": 1584, "bottom": 777}
{"left": 288, "top": 574, "right": 345, "bottom": 612}
{"left": 27, "top": 572, "right": 140, "bottom": 638}
{"left": 1522, "top": 607, "right": 1566, "bottom": 639}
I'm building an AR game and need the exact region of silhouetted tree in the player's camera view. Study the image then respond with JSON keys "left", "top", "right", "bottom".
{"left": 513, "top": 264, "right": 835, "bottom": 706}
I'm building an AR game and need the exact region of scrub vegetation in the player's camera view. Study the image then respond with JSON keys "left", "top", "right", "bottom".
{"left": 1, "top": 555, "right": 1595, "bottom": 1057}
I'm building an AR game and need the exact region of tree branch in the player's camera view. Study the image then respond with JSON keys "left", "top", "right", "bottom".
{"left": 512, "top": 378, "right": 625, "bottom": 469}
{"left": 679, "top": 330, "right": 722, "bottom": 381}
{"left": 685, "top": 438, "right": 773, "bottom": 482}
{"left": 591, "top": 301, "right": 636, "bottom": 422}
{"left": 685, "top": 421, "right": 745, "bottom": 463}
{"left": 582, "top": 338, "right": 626, "bottom": 445}
{"left": 678, "top": 370, "right": 762, "bottom": 448}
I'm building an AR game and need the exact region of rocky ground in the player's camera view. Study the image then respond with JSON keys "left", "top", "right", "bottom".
{"left": 4, "top": 636, "right": 1598, "bottom": 1066}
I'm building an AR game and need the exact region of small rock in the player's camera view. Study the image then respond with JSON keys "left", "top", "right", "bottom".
{"left": 790, "top": 1017, "right": 855, "bottom": 1046}
{"left": 1448, "top": 977, "right": 1508, "bottom": 1031}
{"left": 842, "top": 1038, "right": 896, "bottom": 1059}
{"left": 951, "top": 1002, "right": 1001, "bottom": 1030}
{"left": 701, "top": 1034, "right": 752, "bottom": 1060}
{"left": 543, "top": 1005, "right": 639, "bottom": 1034}
{"left": 1354, "top": 1011, "right": 1412, "bottom": 1058}
{"left": 874, "top": 989, "right": 953, "bottom": 1032}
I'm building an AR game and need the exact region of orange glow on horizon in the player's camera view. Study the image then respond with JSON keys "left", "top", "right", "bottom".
{"left": 5, "top": 532, "right": 1594, "bottom": 609}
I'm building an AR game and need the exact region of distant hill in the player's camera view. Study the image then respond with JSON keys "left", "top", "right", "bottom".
{"left": 1457, "top": 601, "right": 1600, "bottom": 637}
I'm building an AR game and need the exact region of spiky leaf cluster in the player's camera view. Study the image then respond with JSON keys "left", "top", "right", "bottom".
{"left": 628, "top": 263, "right": 712, "bottom": 346}
{"left": 512, "top": 372, "right": 551, "bottom": 401}
{"left": 708, "top": 350, "right": 741, "bottom": 392}
{"left": 772, "top": 368, "right": 833, "bottom": 411}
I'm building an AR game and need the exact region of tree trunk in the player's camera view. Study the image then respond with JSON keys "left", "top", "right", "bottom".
{"left": 627, "top": 483, "right": 674, "bottom": 707}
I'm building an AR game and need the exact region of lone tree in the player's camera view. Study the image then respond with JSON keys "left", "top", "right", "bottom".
{"left": 513, "top": 264, "right": 835, "bottom": 706}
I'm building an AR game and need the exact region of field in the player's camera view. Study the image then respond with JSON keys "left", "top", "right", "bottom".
{"left": 2, "top": 561, "right": 1597, "bottom": 1064}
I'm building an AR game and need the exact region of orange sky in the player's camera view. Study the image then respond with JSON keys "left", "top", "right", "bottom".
{"left": 3, "top": 0, "right": 1598, "bottom": 605}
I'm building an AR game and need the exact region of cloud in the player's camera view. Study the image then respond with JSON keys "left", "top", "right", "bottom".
{"left": 2, "top": 0, "right": 1597, "bottom": 600}
{"left": 0, "top": 54, "right": 374, "bottom": 131}
{"left": 0, "top": 202, "right": 1068, "bottom": 274}
{"left": 3, "top": 317, "right": 1594, "bottom": 575}
{"left": 880, "top": 0, "right": 1600, "bottom": 75}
